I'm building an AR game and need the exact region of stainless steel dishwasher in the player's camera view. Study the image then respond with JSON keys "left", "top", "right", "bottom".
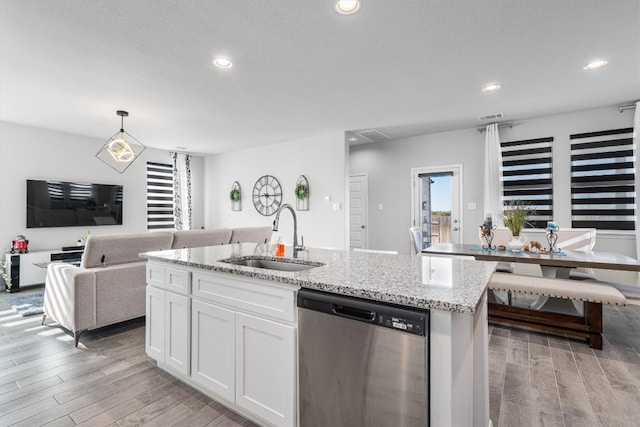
{"left": 297, "top": 289, "right": 429, "bottom": 427}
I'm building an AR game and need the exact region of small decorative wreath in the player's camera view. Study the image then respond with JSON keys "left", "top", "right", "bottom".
{"left": 294, "top": 183, "right": 309, "bottom": 200}
{"left": 229, "top": 188, "right": 241, "bottom": 202}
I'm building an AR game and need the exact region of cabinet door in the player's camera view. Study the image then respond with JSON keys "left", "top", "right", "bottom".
{"left": 166, "top": 267, "right": 190, "bottom": 295}
{"left": 165, "top": 292, "right": 191, "bottom": 375}
{"left": 235, "top": 312, "right": 296, "bottom": 427}
{"left": 146, "top": 263, "right": 166, "bottom": 289}
{"left": 145, "top": 286, "right": 165, "bottom": 361}
{"left": 191, "top": 300, "right": 235, "bottom": 401}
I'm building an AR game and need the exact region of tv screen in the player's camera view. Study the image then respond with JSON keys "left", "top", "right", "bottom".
{"left": 27, "top": 179, "right": 123, "bottom": 228}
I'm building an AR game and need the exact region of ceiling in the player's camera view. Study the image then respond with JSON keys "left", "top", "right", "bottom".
{"left": 1, "top": 1, "right": 639, "bottom": 155}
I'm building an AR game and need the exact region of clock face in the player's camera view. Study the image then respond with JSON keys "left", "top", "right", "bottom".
{"left": 252, "top": 175, "right": 282, "bottom": 216}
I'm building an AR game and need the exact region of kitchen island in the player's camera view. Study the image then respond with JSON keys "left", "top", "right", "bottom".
{"left": 143, "top": 244, "right": 496, "bottom": 427}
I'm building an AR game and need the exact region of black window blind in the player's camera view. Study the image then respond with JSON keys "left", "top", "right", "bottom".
{"left": 570, "top": 127, "right": 635, "bottom": 231}
{"left": 501, "top": 137, "right": 554, "bottom": 228}
{"left": 146, "top": 162, "right": 175, "bottom": 229}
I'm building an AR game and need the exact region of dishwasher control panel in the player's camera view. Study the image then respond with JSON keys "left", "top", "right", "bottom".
{"left": 298, "top": 288, "right": 428, "bottom": 337}
{"left": 378, "top": 314, "right": 425, "bottom": 336}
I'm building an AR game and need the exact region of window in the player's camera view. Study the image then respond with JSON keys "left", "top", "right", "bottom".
{"left": 501, "top": 137, "right": 554, "bottom": 228}
{"left": 570, "top": 127, "right": 635, "bottom": 230}
{"left": 146, "top": 162, "right": 174, "bottom": 229}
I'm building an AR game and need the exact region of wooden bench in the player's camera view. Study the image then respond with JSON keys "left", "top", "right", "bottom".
{"left": 487, "top": 272, "right": 627, "bottom": 349}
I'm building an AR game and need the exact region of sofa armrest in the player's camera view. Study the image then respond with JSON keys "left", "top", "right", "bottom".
{"left": 44, "top": 263, "right": 97, "bottom": 333}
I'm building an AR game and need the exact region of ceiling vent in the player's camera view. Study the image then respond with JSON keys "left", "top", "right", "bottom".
{"left": 478, "top": 112, "right": 504, "bottom": 121}
{"left": 356, "top": 129, "right": 391, "bottom": 142}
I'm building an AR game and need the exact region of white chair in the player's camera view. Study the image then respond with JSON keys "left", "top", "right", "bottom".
{"left": 553, "top": 228, "right": 597, "bottom": 280}
{"left": 409, "top": 227, "right": 422, "bottom": 254}
{"left": 352, "top": 248, "right": 399, "bottom": 255}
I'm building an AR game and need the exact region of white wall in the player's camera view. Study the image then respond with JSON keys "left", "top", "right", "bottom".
{"left": 0, "top": 121, "right": 205, "bottom": 251}
{"left": 350, "top": 105, "right": 637, "bottom": 282}
{"left": 204, "top": 133, "right": 347, "bottom": 250}
{"left": 350, "top": 127, "right": 485, "bottom": 252}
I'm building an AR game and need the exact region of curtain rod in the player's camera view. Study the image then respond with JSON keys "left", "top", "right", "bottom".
{"left": 618, "top": 101, "right": 638, "bottom": 113}
{"left": 477, "top": 122, "right": 514, "bottom": 133}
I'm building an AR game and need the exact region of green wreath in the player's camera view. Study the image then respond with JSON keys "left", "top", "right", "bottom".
{"left": 229, "top": 188, "right": 241, "bottom": 202}
{"left": 294, "top": 183, "right": 309, "bottom": 200}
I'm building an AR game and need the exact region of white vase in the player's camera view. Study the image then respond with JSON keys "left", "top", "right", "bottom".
{"left": 507, "top": 233, "right": 527, "bottom": 251}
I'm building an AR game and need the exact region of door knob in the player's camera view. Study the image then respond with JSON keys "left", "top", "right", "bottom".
{"left": 453, "top": 219, "right": 458, "bottom": 224}
{"left": 361, "top": 225, "right": 365, "bottom": 229}
{"left": 453, "top": 227, "right": 459, "bottom": 231}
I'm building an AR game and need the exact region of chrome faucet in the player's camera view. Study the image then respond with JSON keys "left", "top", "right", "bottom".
{"left": 272, "top": 204, "right": 304, "bottom": 258}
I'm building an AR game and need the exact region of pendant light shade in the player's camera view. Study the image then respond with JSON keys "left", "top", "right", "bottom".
{"left": 96, "top": 110, "right": 146, "bottom": 173}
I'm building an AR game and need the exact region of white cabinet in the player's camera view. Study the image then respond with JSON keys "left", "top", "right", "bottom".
{"left": 236, "top": 312, "right": 296, "bottom": 427}
{"left": 145, "top": 285, "right": 166, "bottom": 361}
{"left": 165, "top": 292, "right": 190, "bottom": 375}
{"left": 145, "top": 263, "right": 191, "bottom": 376}
{"left": 192, "top": 270, "right": 298, "bottom": 427}
{"left": 166, "top": 267, "right": 190, "bottom": 295}
{"left": 191, "top": 299, "right": 297, "bottom": 427}
{"left": 147, "top": 263, "right": 298, "bottom": 427}
{"left": 146, "top": 262, "right": 166, "bottom": 289}
{"left": 191, "top": 299, "right": 235, "bottom": 401}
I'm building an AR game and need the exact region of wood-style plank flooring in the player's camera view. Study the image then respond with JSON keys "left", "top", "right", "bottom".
{"left": 489, "top": 300, "right": 640, "bottom": 427}
{"left": 2, "top": 286, "right": 640, "bottom": 426}
{"left": 0, "top": 286, "right": 255, "bottom": 427}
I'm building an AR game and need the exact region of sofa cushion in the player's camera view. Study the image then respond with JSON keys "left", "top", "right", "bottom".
{"left": 172, "top": 228, "right": 232, "bottom": 249}
{"left": 229, "top": 226, "right": 273, "bottom": 244}
{"left": 81, "top": 231, "right": 174, "bottom": 268}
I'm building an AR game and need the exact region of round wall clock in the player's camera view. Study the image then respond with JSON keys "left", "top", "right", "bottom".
{"left": 252, "top": 175, "right": 282, "bottom": 216}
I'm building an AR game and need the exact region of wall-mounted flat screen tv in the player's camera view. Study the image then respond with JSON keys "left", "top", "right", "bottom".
{"left": 27, "top": 179, "right": 123, "bottom": 228}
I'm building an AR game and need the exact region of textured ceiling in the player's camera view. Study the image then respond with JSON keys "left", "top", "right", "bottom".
{"left": 1, "top": 0, "right": 639, "bottom": 154}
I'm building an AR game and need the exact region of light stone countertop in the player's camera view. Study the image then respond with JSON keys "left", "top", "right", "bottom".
{"left": 143, "top": 243, "right": 497, "bottom": 314}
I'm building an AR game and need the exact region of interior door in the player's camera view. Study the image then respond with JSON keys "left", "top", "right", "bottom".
{"left": 349, "top": 174, "right": 368, "bottom": 249}
{"left": 411, "top": 165, "right": 462, "bottom": 247}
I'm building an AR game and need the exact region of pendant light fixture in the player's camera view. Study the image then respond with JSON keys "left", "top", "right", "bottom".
{"left": 96, "top": 110, "right": 146, "bottom": 173}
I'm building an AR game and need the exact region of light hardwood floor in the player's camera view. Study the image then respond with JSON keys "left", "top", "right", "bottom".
{"left": 2, "top": 286, "right": 640, "bottom": 426}
{"left": 0, "top": 286, "right": 255, "bottom": 427}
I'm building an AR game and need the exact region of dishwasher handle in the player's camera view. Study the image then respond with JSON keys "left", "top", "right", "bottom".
{"left": 331, "top": 304, "right": 376, "bottom": 322}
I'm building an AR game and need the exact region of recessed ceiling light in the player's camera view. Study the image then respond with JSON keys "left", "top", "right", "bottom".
{"left": 583, "top": 60, "right": 608, "bottom": 71}
{"left": 335, "top": 0, "right": 360, "bottom": 14}
{"left": 213, "top": 57, "right": 232, "bottom": 68}
{"left": 482, "top": 83, "right": 501, "bottom": 93}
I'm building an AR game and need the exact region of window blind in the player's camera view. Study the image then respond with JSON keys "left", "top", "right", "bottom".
{"left": 146, "top": 162, "right": 175, "bottom": 229}
{"left": 570, "top": 127, "right": 635, "bottom": 231}
{"left": 501, "top": 137, "right": 554, "bottom": 228}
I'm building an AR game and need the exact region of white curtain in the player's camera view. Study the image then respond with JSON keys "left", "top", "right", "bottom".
{"left": 633, "top": 102, "right": 640, "bottom": 284}
{"left": 483, "top": 123, "right": 504, "bottom": 227}
{"left": 172, "top": 152, "right": 192, "bottom": 230}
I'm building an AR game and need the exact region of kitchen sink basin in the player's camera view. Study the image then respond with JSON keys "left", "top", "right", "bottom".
{"left": 219, "top": 256, "right": 324, "bottom": 272}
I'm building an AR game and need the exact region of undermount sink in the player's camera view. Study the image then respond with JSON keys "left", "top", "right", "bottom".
{"left": 219, "top": 256, "right": 324, "bottom": 272}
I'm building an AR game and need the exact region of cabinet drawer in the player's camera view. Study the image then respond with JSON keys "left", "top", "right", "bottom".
{"left": 166, "top": 267, "right": 191, "bottom": 295}
{"left": 146, "top": 262, "right": 166, "bottom": 289}
{"left": 192, "top": 271, "right": 296, "bottom": 323}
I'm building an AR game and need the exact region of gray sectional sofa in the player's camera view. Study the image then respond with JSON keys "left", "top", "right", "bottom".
{"left": 43, "top": 226, "right": 272, "bottom": 346}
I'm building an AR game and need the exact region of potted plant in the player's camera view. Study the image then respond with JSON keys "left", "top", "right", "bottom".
{"left": 500, "top": 200, "right": 534, "bottom": 250}
{"left": 294, "top": 183, "right": 309, "bottom": 200}
{"left": 229, "top": 188, "right": 240, "bottom": 203}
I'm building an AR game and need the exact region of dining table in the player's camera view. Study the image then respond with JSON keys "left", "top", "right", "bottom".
{"left": 424, "top": 243, "right": 640, "bottom": 275}
{"left": 423, "top": 243, "right": 640, "bottom": 314}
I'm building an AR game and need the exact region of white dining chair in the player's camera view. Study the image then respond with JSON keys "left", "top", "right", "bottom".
{"left": 554, "top": 228, "right": 597, "bottom": 280}
{"left": 352, "top": 248, "right": 399, "bottom": 255}
{"left": 409, "top": 227, "right": 422, "bottom": 255}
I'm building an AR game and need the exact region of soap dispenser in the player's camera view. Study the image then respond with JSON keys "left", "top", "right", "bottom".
{"left": 275, "top": 235, "right": 285, "bottom": 257}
